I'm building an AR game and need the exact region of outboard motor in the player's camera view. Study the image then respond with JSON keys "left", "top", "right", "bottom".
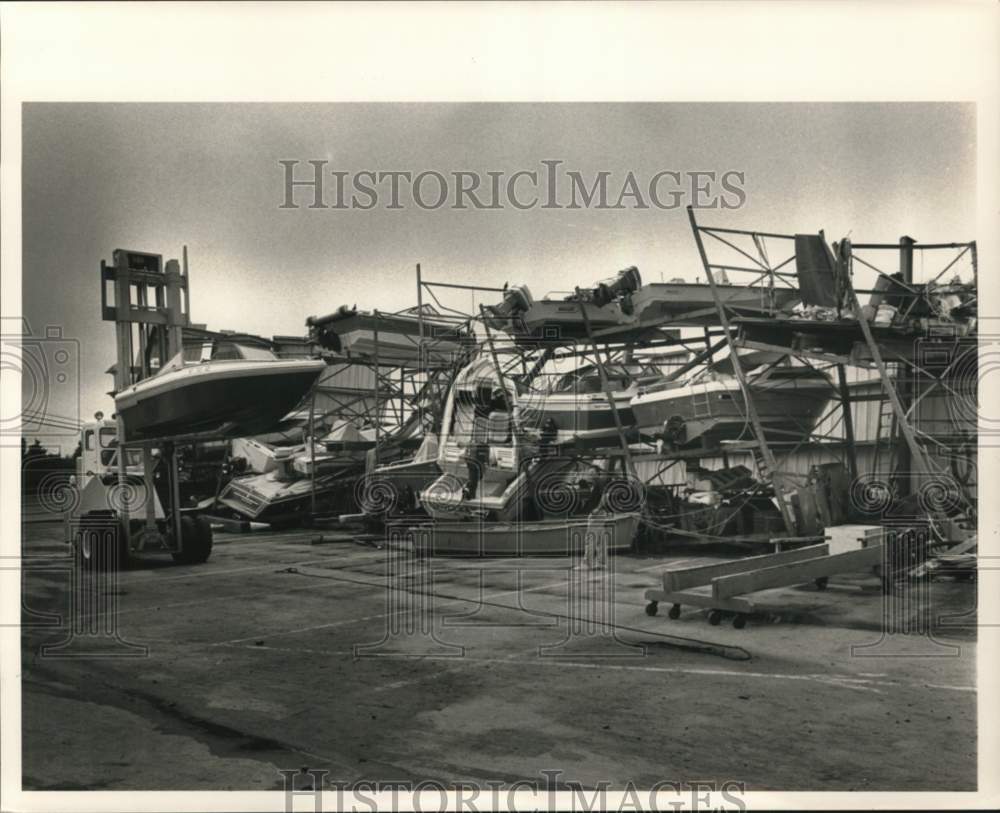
{"left": 482, "top": 284, "right": 534, "bottom": 327}
{"left": 592, "top": 266, "right": 642, "bottom": 308}
{"left": 662, "top": 415, "right": 687, "bottom": 446}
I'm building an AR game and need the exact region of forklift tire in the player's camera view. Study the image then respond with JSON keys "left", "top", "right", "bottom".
{"left": 76, "top": 519, "right": 128, "bottom": 572}
{"left": 195, "top": 515, "right": 214, "bottom": 562}
{"left": 171, "top": 515, "right": 213, "bottom": 565}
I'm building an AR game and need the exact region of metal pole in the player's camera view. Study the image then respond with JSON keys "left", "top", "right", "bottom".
{"left": 164, "top": 259, "right": 185, "bottom": 360}
{"left": 843, "top": 240, "right": 933, "bottom": 483}
{"left": 168, "top": 443, "right": 182, "bottom": 552}
{"left": 686, "top": 206, "right": 797, "bottom": 534}
{"left": 416, "top": 264, "right": 423, "bottom": 429}
{"left": 664, "top": 337, "right": 729, "bottom": 383}
{"left": 373, "top": 311, "right": 381, "bottom": 464}
{"left": 143, "top": 445, "right": 156, "bottom": 533}
{"left": 575, "top": 293, "right": 638, "bottom": 483}
{"left": 896, "top": 236, "right": 915, "bottom": 495}
{"left": 478, "top": 305, "right": 519, "bottom": 434}
{"left": 112, "top": 255, "right": 133, "bottom": 549}
{"left": 836, "top": 364, "right": 858, "bottom": 482}
{"left": 309, "top": 389, "right": 317, "bottom": 516}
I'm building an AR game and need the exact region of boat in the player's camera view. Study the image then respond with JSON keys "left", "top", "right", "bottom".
{"left": 406, "top": 513, "right": 639, "bottom": 556}
{"left": 306, "top": 303, "right": 472, "bottom": 363}
{"left": 630, "top": 357, "right": 833, "bottom": 447}
{"left": 518, "top": 361, "right": 664, "bottom": 448}
{"left": 217, "top": 442, "right": 363, "bottom": 526}
{"left": 630, "top": 278, "right": 800, "bottom": 325}
{"left": 350, "top": 442, "right": 442, "bottom": 528}
{"left": 217, "top": 466, "right": 361, "bottom": 527}
{"left": 114, "top": 343, "right": 326, "bottom": 442}
{"left": 482, "top": 266, "right": 642, "bottom": 344}
{"left": 221, "top": 414, "right": 432, "bottom": 527}
{"left": 419, "top": 355, "right": 633, "bottom": 522}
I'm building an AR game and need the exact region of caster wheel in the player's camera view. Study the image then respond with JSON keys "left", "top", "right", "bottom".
{"left": 815, "top": 577, "right": 829, "bottom": 591}
{"left": 668, "top": 603, "right": 681, "bottom": 620}
{"left": 708, "top": 610, "right": 722, "bottom": 626}
{"left": 733, "top": 615, "right": 747, "bottom": 629}
{"left": 645, "top": 601, "right": 659, "bottom": 617}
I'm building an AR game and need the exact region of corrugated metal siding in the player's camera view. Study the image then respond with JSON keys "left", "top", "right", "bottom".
{"left": 312, "top": 362, "right": 379, "bottom": 417}
{"left": 811, "top": 377, "right": 883, "bottom": 443}
{"left": 635, "top": 447, "right": 881, "bottom": 490}
{"left": 914, "top": 391, "right": 976, "bottom": 437}
{"left": 635, "top": 441, "right": 975, "bottom": 496}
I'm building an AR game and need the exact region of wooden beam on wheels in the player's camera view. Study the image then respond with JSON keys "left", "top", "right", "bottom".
{"left": 686, "top": 206, "right": 797, "bottom": 535}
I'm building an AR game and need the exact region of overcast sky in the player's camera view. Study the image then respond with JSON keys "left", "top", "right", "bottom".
{"left": 21, "top": 102, "right": 975, "bottom": 448}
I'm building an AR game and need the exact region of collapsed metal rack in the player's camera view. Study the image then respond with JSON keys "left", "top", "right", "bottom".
{"left": 285, "top": 265, "right": 481, "bottom": 520}
{"left": 682, "top": 206, "right": 977, "bottom": 535}
{"left": 437, "top": 208, "right": 977, "bottom": 549}
{"left": 300, "top": 210, "right": 977, "bottom": 548}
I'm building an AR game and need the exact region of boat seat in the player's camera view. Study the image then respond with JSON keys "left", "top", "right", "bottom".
{"left": 487, "top": 411, "right": 511, "bottom": 444}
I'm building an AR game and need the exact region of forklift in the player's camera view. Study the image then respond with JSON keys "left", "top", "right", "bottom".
{"left": 66, "top": 248, "right": 213, "bottom": 569}
{"left": 66, "top": 414, "right": 213, "bottom": 568}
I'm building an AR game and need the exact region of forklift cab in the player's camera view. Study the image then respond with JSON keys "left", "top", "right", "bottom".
{"left": 67, "top": 417, "right": 210, "bottom": 568}
{"left": 75, "top": 419, "right": 121, "bottom": 489}
{"left": 71, "top": 419, "right": 166, "bottom": 523}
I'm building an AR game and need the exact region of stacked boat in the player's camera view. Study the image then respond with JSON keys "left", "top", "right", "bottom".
{"left": 630, "top": 355, "right": 834, "bottom": 447}
{"left": 481, "top": 266, "right": 642, "bottom": 343}
{"left": 517, "top": 360, "right": 663, "bottom": 448}
{"left": 482, "top": 265, "right": 802, "bottom": 344}
{"left": 217, "top": 419, "right": 377, "bottom": 525}
{"left": 306, "top": 303, "right": 473, "bottom": 363}
{"left": 630, "top": 278, "right": 800, "bottom": 323}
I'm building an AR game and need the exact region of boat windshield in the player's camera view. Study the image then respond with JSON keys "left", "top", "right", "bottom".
{"left": 159, "top": 343, "right": 278, "bottom": 373}
{"left": 689, "top": 368, "right": 733, "bottom": 385}
{"left": 158, "top": 350, "right": 188, "bottom": 374}
{"left": 213, "top": 343, "right": 277, "bottom": 361}
{"left": 549, "top": 363, "right": 660, "bottom": 393}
